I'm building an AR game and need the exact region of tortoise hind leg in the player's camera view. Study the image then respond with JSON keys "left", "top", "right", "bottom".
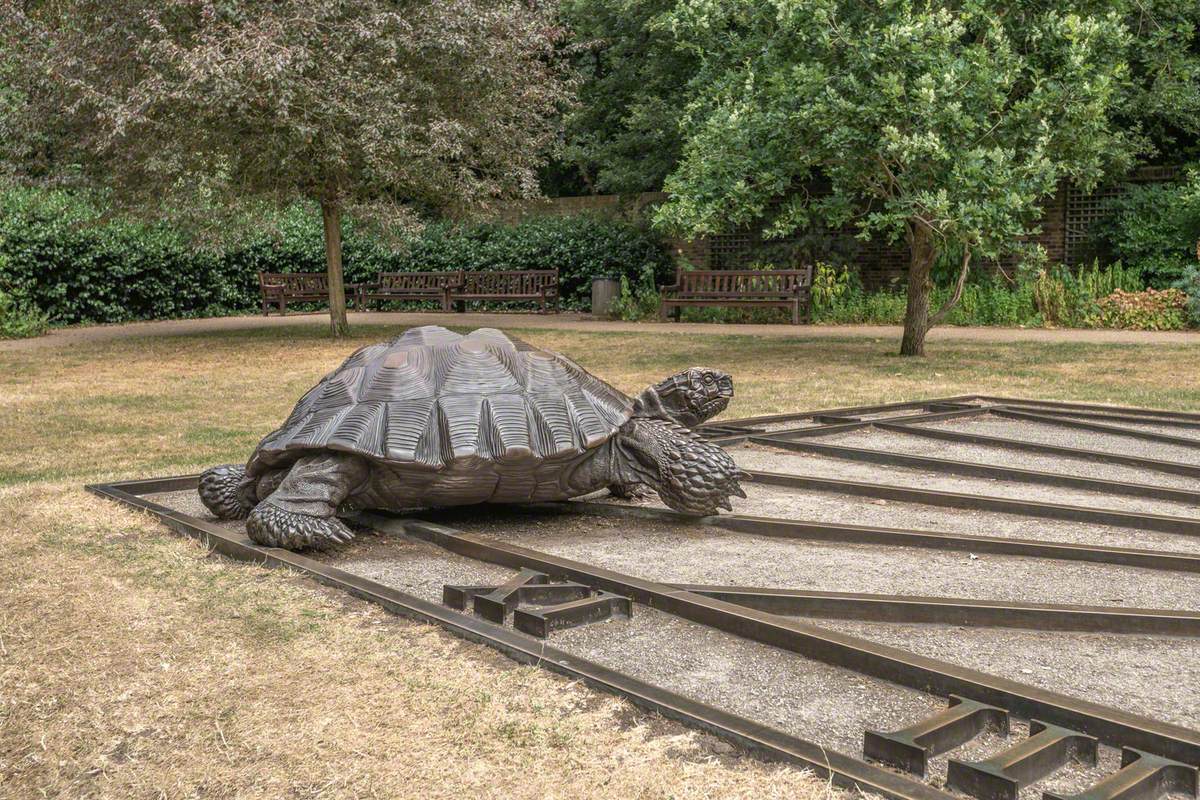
{"left": 199, "top": 464, "right": 256, "bottom": 520}
{"left": 246, "top": 453, "right": 369, "bottom": 551}
{"left": 607, "top": 482, "right": 653, "bottom": 500}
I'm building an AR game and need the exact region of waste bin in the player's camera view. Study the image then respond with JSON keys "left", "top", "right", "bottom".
{"left": 591, "top": 275, "right": 619, "bottom": 316}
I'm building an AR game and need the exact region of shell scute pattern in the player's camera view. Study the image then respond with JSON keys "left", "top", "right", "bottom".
{"left": 256, "top": 326, "right": 633, "bottom": 470}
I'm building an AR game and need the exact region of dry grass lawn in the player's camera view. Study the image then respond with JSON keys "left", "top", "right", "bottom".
{"left": 4, "top": 322, "right": 1200, "bottom": 799}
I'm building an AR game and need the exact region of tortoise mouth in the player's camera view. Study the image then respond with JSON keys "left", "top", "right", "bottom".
{"left": 695, "top": 396, "right": 730, "bottom": 419}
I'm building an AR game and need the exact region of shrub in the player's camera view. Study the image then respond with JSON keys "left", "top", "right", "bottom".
{"left": 1032, "top": 268, "right": 1071, "bottom": 327}
{"left": 810, "top": 263, "right": 854, "bottom": 308}
{"left": 1175, "top": 265, "right": 1200, "bottom": 327}
{"left": 608, "top": 264, "right": 663, "bottom": 321}
{"left": 1095, "top": 172, "right": 1200, "bottom": 287}
{"left": 940, "top": 277, "right": 1037, "bottom": 327}
{"left": 1093, "top": 288, "right": 1188, "bottom": 330}
{"left": 0, "top": 187, "right": 674, "bottom": 324}
{"left": 0, "top": 287, "right": 49, "bottom": 338}
{"left": 388, "top": 215, "right": 674, "bottom": 310}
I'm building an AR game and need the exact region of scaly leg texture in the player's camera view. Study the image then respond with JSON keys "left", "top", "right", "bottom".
{"left": 198, "top": 464, "right": 256, "bottom": 520}
{"left": 246, "top": 453, "right": 369, "bottom": 550}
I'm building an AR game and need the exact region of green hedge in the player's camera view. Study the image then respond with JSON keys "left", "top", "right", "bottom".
{"left": 1094, "top": 173, "right": 1200, "bottom": 288}
{"left": 0, "top": 188, "right": 674, "bottom": 325}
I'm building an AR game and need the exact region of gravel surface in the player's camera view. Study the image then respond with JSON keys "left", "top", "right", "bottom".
{"left": 918, "top": 415, "right": 1200, "bottom": 466}
{"left": 143, "top": 469, "right": 1198, "bottom": 800}
{"left": 814, "top": 617, "right": 1200, "bottom": 729}
{"left": 456, "top": 511, "right": 1200, "bottom": 610}
{"left": 716, "top": 477, "right": 1200, "bottom": 557}
{"left": 732, "top": 443, "right": 1200, "bottom": 519}
{"left": 1003, "top": 412, "right": 1200, "bottom": 443}
{"left": 813, "top": 428, "right": 1200, "bottom": 490}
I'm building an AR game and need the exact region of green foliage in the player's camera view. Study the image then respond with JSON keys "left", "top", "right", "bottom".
{"left": 608, "top": 265, "right": 664, "bottom": 321}
{"left": 1093, "top": 288, "right": 1188, "bottom": 330}
{"left": 812, "top": 261, "right": 1158, "bottom": 328}
{"left": 390, "top": 215, "right": 675, "bottom": 310}
{"left": 0, "top": 247, "right": 48, "bottom": 339}
{"left": 1074, "top": 259, "right": 1145, "bottom": 297}
{"left": 560, "top": 0, "right": 1200, "bottom": 198}
{"left": 559, "top": 0, "right": 696, "bottom": 194}
{"left": 655, "top": 0, "right": 1134, "bottom": 255}
{"left": 811, "top": 263, "right": 854, "bottom": 308}
{"left": 939, "top": 278, "right": 1037, "bottom": 327}
{"left": 1175, "top": 265, "right": 1200, "bottom": 326}
{"left": 0, "top": 188, "right": 672, "bottom": 324}
{"left": 0, "top": 288, "right": 49, "bottom": 339}
{"left": 1095, "top": 172, "right": 1200, "bottom": 286}
{"left": 1, "top": 1, "right": 568, "bottom": 230}
{"left": 1031, "top": 269, "right": 1072, "bottom": 327}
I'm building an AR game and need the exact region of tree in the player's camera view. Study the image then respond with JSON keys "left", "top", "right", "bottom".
{"left": 0, "top": 0, "right": 569, "bottom": 337}
{"left": 558, "top": 0, "right": 697, "bottom": 194}
{"left": 652, "top": 0, "right": 1145, "bottom": 355}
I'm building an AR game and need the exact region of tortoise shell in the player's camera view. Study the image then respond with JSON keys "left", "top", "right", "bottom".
{"left": 252, "top": 326, "right": 633, "bottom": 471}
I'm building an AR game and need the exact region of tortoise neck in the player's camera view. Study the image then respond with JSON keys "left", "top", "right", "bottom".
{"left": 631, "top": 385, "right": 668, "bottom": 420}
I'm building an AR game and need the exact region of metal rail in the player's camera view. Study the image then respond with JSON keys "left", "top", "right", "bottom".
{"left": 750, "top": 436, "right": 1200, "bottom": 505}
{"left": 973, "top": 396, "right": 1200, "bottom": 423}
{"left": 874, "top": 422, "right": 1200, "bottom": 479}
{"left": 993, "top": 408, "right": 1200, "bottom": 451}
{"left": 739, "top": 468, "right": 1200, "bottom": 537}
{"left": 997, "top": 405, "right": 1200, "bottom": 431}
{"left": 89, "top": 396, "right": 1200, "bottom": 798}
{"left": 674, "top": 585, "right": 1200, "bottom": 636}
{"left": 558, "top": 501, "right": 1200, "bottom": 574}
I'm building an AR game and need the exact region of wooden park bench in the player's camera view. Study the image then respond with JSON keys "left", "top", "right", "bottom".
{"left": 358, "top": 270, "right": 464, "bottom": 311}
{"left": 452, "top": 269, "right": 559, "bottom": 313}
{"left": 259, "top": 271, "right": 364, "bottom": 315}
{"left": 658, "top": 267, "right": 813, "bottom": 324}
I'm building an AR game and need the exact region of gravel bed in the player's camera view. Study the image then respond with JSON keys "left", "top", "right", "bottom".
{"left": 814, "top": 428, "right": 1200, "bottom": 490}
{"left": 451, "top": 510, "right": 1200, "bottom": 611}
{"left": 717, "top": 479, "right": 1200, "bottom": 556}
{"left": 812, "top": 618, "right": 1200, "bottom": 729}
{"left": 142, "top": 489, "right": 1192, "bottom": 798}
{"left": 148, "top": 488, "right": 1200, "bottom": 611}
{"left": 996, "top": 404, "right": 1200, "bottom": 440}
{"left": 731, "top": 443, "right": 1200, "bottom": 519}
{"left": 918, "top": 415, "right": 1200, "bottom": 466}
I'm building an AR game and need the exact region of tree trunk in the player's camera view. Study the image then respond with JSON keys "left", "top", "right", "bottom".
{"left": 899, "top": 222, "right": 937, "bottom": 357}
{"left": 321, "top": 200, "right": 350, "bottom": 338}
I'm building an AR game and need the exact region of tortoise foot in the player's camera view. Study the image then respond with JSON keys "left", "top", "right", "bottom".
{"left": 199, "top": 464, "right": 253, "bottom": 520}
{"left": 246, "top": 502, "right": 354, "bottom": 550}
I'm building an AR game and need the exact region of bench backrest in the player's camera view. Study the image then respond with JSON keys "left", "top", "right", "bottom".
{"left": 259, "top": 272, "right": 328, "bottom": 294}
{"left": 460, "top": 269, "right": 559, "bottom": 295}
{"left": 675, "top": 268, "right": 811, "bottom": 296}
{"left": 377, "top": 270, "right": 463, "bottom": 290}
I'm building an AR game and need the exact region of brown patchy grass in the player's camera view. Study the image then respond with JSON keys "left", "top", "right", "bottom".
{"left": 3, "top": 322, "right": 1200, "bottom": 798}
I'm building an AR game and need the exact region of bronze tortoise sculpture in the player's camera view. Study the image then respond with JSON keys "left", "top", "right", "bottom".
{"left": 198, "top": 325, "right": 746, "bottom": 550}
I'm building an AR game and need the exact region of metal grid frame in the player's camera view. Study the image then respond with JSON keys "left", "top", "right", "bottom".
{"left": 88, "top": 394, "right": 1200, "bottom": 800}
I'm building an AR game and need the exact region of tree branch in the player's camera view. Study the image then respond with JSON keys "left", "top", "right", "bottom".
{"left": 928, "top": 247, "right": 973, "bottom": 327}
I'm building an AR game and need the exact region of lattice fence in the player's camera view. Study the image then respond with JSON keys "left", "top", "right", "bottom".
{"left": 1064, "top": 166, "right": 1179, "bottom": 265}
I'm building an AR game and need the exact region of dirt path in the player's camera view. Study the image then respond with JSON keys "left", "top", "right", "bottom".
{"left": 7, "top": 310, "right": 1200, "bottom": 350}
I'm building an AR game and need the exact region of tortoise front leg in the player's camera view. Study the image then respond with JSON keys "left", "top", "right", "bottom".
{"left": 246, "top": 453, "right": 369, "bottom": 550}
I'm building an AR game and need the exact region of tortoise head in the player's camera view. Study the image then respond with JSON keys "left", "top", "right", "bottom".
{"left": 639, "top": 367, "right": 733, "bottom": 428}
